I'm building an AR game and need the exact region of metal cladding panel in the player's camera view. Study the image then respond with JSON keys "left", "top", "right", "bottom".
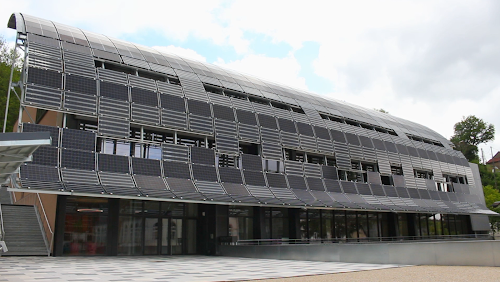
{"left": 218, "top": 167, "right": 243, "bottom": 184}
{"left": 62, "top": 169, "right": 104, "bottom": 194}
{"left": 191, "top": 164, "right": 218, "bottom": 182}
{"left": 61, "top": 149, "right": 95, "bottom": 170}
{"left": 383, "top": 185, "right": 398, "bottom": 198}
{"left": 22, "top": 123, "right": 60, "bottom": 147}
{"left": 25, "top": 85, "right": 62, "bottom": 109}
{"left": 280, "top": 132, "right": 300, "bottom": 148}
{"left": 285, "top": 175, "right": 307, "bottom": 190}
{"left": 64, "top": 91, "right": 97, "bottom": 114}
{"left": 131, "top": 88, "right": 158, "bottom": 107}
{"left": 98, "top": 116, "right": 130, "bottom": 138}
{"left": 98, "top": 68, "right": 128, "bottom": 85}
{"left": 163, "top": 161, "right": 191, "bottom": 179}
{"left": 303, "top": 163, "right": 322, "bottom": 178}
{"left": 195, "top": 181, "right": 225, "bottom": 194}
{"left": 284, "top": 160, "right": 303, "bottom": 176}
{"left": 321, "top": 165, "right": 338, "bottom": 180}
{"left": 215, "top": 119, "right": 237, "bottom": 135}
{"left": 243, "top": 170, "right": 267, "bottom": 186}
{"left": 65, "top": 74, "right": 97, "bottom": 96}
{"left": 61, "top": 128, "right": 95, "bottom": 151}
{"left": 265, "top": 173, "right": 288, "bottom": 188}
{"left": 330, "top": 129, "right": 346, "bottom": 143}
{"left": 216, "top": 135, "right": 239, "bottom": 154}
{"left": 191, "top": 146, "right": 216, "bottom": 165}
{"left": 31, "top": 146, "right": 58, "bottom": 166}
{"left": 131, "top": 158, "right": 161, "bottom": 176}
{"left": 222, "top": 183, "right": 250, "bottom": 196}
{"left": 238, "top": 124, "right": 260, "bottom": 142}
{"left": 246, "top": 185, "right": 274, "bottom": 198}
{"left": 131, "top": 104, "right": 160, "bottom": 125}
{"left": 161, "top": 110, "right": 188, "bottom": 130}
{"left": 98, "top": 154, "right": 130, "bottom": 173}
{"left": 189, "top": 115, "right": 213, "bottom": 134}
{"left": 20, "top": 164, "right": 64, "bottom": 191}
{"left": 100, "top": 81, "right": 129, "bottom": 101}
{"left": 306, "top": 177, "right": 325, "bottom": 191}
{"left": 27, "top": 67, "right": 62, "bottom": 89}
{"left": 341, "top": 181, "right": 358, "bottom": 194}
{"left": 134, "top": 175, "right": 167, "bottom": 189}
{"left": 241, "top": 154, "right": 263, "bottom": 171}
{"left": 236, "top": 109, "right": 258, "bottom": 125}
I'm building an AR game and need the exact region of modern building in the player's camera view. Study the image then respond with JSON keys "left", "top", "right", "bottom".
{"left": 3, "top": 13, "right": 496, "bottom": 257}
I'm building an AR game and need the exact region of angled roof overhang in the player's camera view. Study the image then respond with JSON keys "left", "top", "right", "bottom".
{"left": 0, "top": 132, "right": 51, "bottom": 184}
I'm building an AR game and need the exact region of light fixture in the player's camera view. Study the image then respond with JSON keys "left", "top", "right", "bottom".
{"left": 77, "top": 208, "right": 103, "bottom": 213}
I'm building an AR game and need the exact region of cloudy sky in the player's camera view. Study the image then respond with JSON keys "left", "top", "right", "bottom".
{"left": 2, "top": 0, "right": 499, "bottom": 161}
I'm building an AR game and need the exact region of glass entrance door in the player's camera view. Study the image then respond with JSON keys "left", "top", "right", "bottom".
{"left": 160, "top": 218, "right": 184, "bottom": 255}
{"left": 170, "top": 219, "right": 183, "bottom": 255}
{"left": 144, "top": 218, "right": 159, "bottom": 255}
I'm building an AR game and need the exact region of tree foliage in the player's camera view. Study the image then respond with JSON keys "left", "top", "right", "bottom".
{"left": 0, "top": 35, "right": 21, "bottom": 132}
{"left": 450, "top": 115, "right": 495, "bottom": 162}
{"left": 374, "top": 108, "right": 389, "bottom": 114}
{"left": 483, "top": 185, "right": 500, "bottom": 232}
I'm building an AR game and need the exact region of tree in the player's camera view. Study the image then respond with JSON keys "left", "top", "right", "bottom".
{"left": 374, "top": 108, "right": 389, "bottom": 114}
{"left": 483, "top": 185, "right": 500, "bottom": 233}
{"left": 450, "top": 115, "right": 495, "bottom": 162}
{"left": 0, "top": 35, "right": 21, "bottom": 132}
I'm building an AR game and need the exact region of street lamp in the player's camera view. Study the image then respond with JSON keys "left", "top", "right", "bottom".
{"left": 493, "top": 166, "right": 498, "bottom": 191}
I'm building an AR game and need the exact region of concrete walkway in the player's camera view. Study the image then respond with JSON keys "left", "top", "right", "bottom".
{"left": 0, "top": 256, "right": 405, "bottom": 282}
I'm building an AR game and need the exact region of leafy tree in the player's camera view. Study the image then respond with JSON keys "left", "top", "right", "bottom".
{"left": 374, "top": 108, "right": 389, "bottom": 114}
{"left": 483, "top": 185, "right": 500, "bottom": 233}
{"left": 0, "top": 35, "right": 21, "bottom": 132}
{"left": 450, "top": 115, "right": 495, "bottom": 162}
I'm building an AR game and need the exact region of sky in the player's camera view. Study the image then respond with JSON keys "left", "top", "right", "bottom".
{"left": 2, "top": 0, "right": 500, "bottom": 162}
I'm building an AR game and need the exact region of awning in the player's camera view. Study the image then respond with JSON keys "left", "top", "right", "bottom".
{"left": 0, "top": 132, "right": 51, "bottom": 184}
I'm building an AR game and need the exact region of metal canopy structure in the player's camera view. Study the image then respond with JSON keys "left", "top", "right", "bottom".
{"left": 4, "top": 13, "right": 496, "bottom": 216}
{"left": 0, "top": 132, "right": 51, "bottom": 184}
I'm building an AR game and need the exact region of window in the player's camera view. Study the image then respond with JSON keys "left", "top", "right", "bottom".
{"left": 326, "top": 157, "right": 336, "bottom": 167}
{"left": 283, "top": 149, "right": 305, "bottom": 162}
{"left": 307, "top": 154, "right": 324, "bottom": 165}
{"left": 240, "top": 142, "right": 259, "bottom": 155}
{"left": 264, "top": 159, "right": 283, "bottom": 173}
{"left": 177, "top": 134, "right": 213, "bottom": 148}
{"left": 414, "top": 169, "right": 433, "bottom": 179}
{"left": 391, "top": 165, "right": 403, "bottom": 175}
{"left": 218, "top": 154, "right": 239, "bottom": 168}
{"left": 381, "top": 175, "right": 392, "bottom": 185}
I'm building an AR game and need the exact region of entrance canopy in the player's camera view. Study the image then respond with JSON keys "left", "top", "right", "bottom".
{"left": 0, "top": 132, "right": 51, "bottom": 184}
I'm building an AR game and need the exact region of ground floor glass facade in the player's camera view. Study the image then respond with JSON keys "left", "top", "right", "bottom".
{"left": 55, "top": 196, "right": 474, "bottom": 256}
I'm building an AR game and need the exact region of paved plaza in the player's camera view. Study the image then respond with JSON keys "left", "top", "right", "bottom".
{"left": 0, "top": 256, "right": 405, "bottom": 282}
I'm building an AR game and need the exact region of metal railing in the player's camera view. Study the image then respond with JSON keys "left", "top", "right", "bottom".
{"left": 14, "top": 192, "right": 53, "bottom": 256}
{"left": 231, "top": 234, "right": 493, "bottom": 246}
{"left": 0, "top": 204, "right": 5, "bottom": 241}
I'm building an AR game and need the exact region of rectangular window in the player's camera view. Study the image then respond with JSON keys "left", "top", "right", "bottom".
{"left": 264, "top": 159, "right": 282, "bottom": 173}
{"left": 391, "top": 165, "right": 403, "bottom": 175}
{"left": 307, "top": 154, "right": 325, "bottom": 165}
{"left": 414, "top": 169, "right": 433, "bottom": 179}
{"left": 240, "top": 142, "right": 259, "bottom": 155}
{"left": 326, "top": 157, "right": 336, "bottom": 167}
{"left": 218, "top": 154, "right": 239, "bottom": 168}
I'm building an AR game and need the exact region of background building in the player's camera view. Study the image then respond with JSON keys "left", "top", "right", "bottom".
{"left": 2, "top": 13, "right": 495, "bottom": 257}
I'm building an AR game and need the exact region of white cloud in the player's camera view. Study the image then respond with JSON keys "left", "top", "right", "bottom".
{"left": 214, "top": 53, "right": 308, "bottom": 91}
{"left": 3, "top": 0, "right": 500, "bottom": 159}
{"left": 153, "top": 45, "right": 206, "bottom": 62}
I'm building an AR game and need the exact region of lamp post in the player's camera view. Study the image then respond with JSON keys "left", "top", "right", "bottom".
{"left": 493, "top": 166, "right": 498, "bottom": 191}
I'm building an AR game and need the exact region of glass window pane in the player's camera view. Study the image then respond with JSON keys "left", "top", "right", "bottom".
{"left": 118, "top": 216, "right": 143, "bottom": 255}
{"left": 308, "top": 210, "right": 321, "bottom": 240}
{"left": 120, "top": 200, "right": 143, "bottom": 214}
{"left": 368, "top": 213, "right": 379, "bottom": 238}
{"left": 144, "top": 218, "right": 159, "bottom": 255}
{"left": 346, "top": 211, "right": 358, "bottom": 238}
{"left": 335, "top": 210, "right": 347, "bottom": 239}
{"left": 116, "top": 141, "right": 131, "bottom": 156}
